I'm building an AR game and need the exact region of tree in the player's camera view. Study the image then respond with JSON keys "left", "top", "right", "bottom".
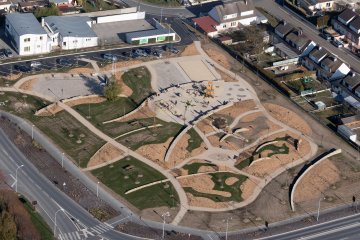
{"left": 103, "top": 76, "right": 121, "bottom": 101}
{"left": 0, "top": 211, "right": 17, "bottom": 240}
{"left": 34, "top": 3, "right": 61, "bottom": 19}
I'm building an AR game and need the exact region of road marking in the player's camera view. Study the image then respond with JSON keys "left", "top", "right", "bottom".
{"left": 299, "top": 222, "right": 360, "bottom": 240}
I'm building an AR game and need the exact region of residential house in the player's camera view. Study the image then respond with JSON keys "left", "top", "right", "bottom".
{"left": 319, "top": 55, "right": 351, "bottom": 80}
{"left": 50, "top": 0, "right": 71, "bottom": 6}
{"left": 43, "top": 16, "right": 98, "bottom": 50}
{"left": 342, "top": 72, "right": 360, "bottom": 91}
{"left": 303, "top": 46, "right": 328, "bottom": 70}
{"left": 192, "top": 0, "right": 267, "bottom": 37}
{"left": 18, "top": 0, "right": 48, "bottom": 12}
{"left": 332, "top": 8, "right": 360, "bottom": 46}
{"left": 298, "top": 0, "right": 334, "bottom": 15}
{"left": 274, "top": 21, "right": 293, "bottom": 38}
{"left": 284, "top": 29, "right": 316, "bottom": 56}
{"left": 5, "top": 13, "right": 50, "bottom": 55}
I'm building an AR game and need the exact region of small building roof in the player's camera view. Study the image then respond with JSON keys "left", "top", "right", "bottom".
{"left": 6, "top": 13, "right": 46, "bottom": 35}
{"left": 214, "top": 0, "right": 255, "bottom": 19}
{"left": 126, "top": 26, "right": 175, "bottom": 39}
{"left": 341, "top": 114, "right": 360, "bottom": 125}
{"left": 275, "top": 22, "right": 293, "bottom": 37}
{"left": 285, "top": 32, "right": 310, "bottom": 49}
{"left": 342, "top": 73, "right": 360, "bottom": 90}
{"left": 320, "top": 55, "right": 343, "bottom": 73}
{"left": 44, "top": 16, "right": 97, "bottom": 37}
{"left": 349, "top": 17, "right": 360, "bottom": 31}
{"left": 274, "top": 42, "right": 298, "bottom": 59}
{"left": 309, "top": 47, "right": 328, "bottom": 61}
{"left": 338, "top": 8, "right": 358, "bottom": 24}
{"left": 193, "top": 16, "right": 218, "bottom": 34}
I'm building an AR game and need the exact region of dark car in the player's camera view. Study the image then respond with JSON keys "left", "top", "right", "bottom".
{"left": 332, "top": 39, "right": 344, "bottom": 48}
{"left": 0, "top": 49, "right": 5, "bottom": 59}
{"left": 102, "top": 53, "right": 118, "bottom": 61}
{"left": 5, "top": 48, "right": 13, "bottom": 57}
{"left": 319, "top": 32, "right": 332, "bottom": 41}
{"left": 14, "top": 65, "right": 31, "bottom": 73}
{"left": 56, "top": 58, "right": 73, "bottom": 66}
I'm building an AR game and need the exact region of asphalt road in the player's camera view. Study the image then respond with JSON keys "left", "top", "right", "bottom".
{"left": 258, "top": 213, "right": 360, "bottom": 240}
{"left": 0, "top": 128, "right": 147, "bottom": 240}
{"left": 254, "top": 0, "right": 360, "bottom": 73}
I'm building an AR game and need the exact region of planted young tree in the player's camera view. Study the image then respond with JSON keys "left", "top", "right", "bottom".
{"left": 103, "top": 75, "right": 121, "bottom": 101}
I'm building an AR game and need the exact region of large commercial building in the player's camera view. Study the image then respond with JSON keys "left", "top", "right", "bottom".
{"left": 5, "top": 13, "right": 51, "bottom": 55}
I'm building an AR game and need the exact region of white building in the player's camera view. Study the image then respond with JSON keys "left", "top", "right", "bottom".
{"left": 43, "top": 16, "right": 98, "bottom": 50}
{"left": 0, "top": 0, "right": 11, "bottom": 12}
{"left": 298, "top": 0, "right": 335, "bottom": 15}
{"left": 5, "top": 13, "right": 50, "bottom": 56}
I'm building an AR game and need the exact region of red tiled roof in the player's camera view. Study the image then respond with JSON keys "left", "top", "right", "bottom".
{"left": 193, "top": 16, "right": 218, "bottom": 34}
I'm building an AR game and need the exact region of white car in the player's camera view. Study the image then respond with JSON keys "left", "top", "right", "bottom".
{"left": 30, "top": 61, "right": 41, "bottom": 67}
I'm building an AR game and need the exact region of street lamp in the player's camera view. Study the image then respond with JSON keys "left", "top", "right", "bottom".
{"left": 224, "top": 217, "right": 232, "bottom": 240}
{"left": 316, "top": 196, "right": 326, "bottom": 221}
{"left": 15, "top": 164, "right": 24, "bottom": 192}
{"left": 161, "top": 212, "right": 170, "bottom": 239}
{"left": 96, "top": 181, "right": 100, "bottom": 197}
{"left": 54, "top": 208, "right": 64, "bottom": 236}
{"left": 61, "top": 152, "right": 65, "bottom": 168}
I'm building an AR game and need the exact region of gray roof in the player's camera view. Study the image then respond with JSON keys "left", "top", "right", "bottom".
{"left": 126, "top": 27, "right": 175, "bottom": 39}
{"left": 321, "top": 55, "right": 343, "bottom": 73}
{"left": 275, "top": 22, "right": 293, "bottom": 37}
{"left": 343, "top": 73, "right": 360, "bottom": 89}
{"left": 44, "top": 16, "right": 97, "bottom": 37}
{"left": 214, "top": 0, "right": 255, "bottom": 20}
{"left": 350, "top": 17, "right": 360, "bottom": 31}
{"left": 309, "top": 47, "right": 328, "bottom": 61}
{"left": 49, "top": 0, "right": 68, "bottom": 4}
{"left": 6, "top": 13, "right": 46, "bottom": 36}
{"left": 285, "top": 32, "right": 310, "bottom": 49}
{"left": 274, "top": 42, "right": 298, "bottom": 59}
{"left": 338, "top": 8, "right": 358, "bottom": 24}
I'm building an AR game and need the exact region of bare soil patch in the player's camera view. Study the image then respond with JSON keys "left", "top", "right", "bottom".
{"left": 68, "top": 67, "right": 94, "bottom": 74}
{"left": 180, "top": 43, "right": 199, "bottom": 56}
{"left": 64, "top": 95, "right": 106, "bottom": 107}
{"left": 136, "top": 138, "right": 173, "bottom": 169}
{"left": 216, "top": 100, "right": 257, "bottom": 119}
{"left": 217, "top": 68, "right": 237, "bottom": 82}
{"left": 264, "top": 103, "right": 312, "bottom": 135}
{"left": 225, "top": 177, "right": 238, "bottom": 185}
{"left": 18, "top": 78, "right": 38, "bottom": 91}
{"left": 115, "top": 72, "right": 133, "bottom": 97}
{"left": 168, "top": 133, "right": 206, "bottom": 167}
{"left": 204, "top": 47, "right": 230, "bottom": 69}
{"left": 196, "top": 119, "right": 215, "bottom": 135}
{"left": 294, "top": 159, "right": 340, "bottom": 203}
{"left": 87, "top": 143, "right": 124, "bottom": 168}
{"left": 241, "top": 178, "right": 259, "bottom": 200}
{"left": 101, "top": 60, "right": 143, "bottom": 72}
{"left": 119, "top": 102, "right": 155, "bottom": 122}
{"left": 3, "top": 73, "right": 22, "bottom": 81}
{"left": 35, "top": 103, "right": 63, "bottom": 116}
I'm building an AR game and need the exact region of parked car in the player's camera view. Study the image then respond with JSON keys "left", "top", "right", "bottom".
{"left": 30, "top": 61, "right": 41, "bottom": 68}
{"left": 153, "top": 49, "right": 164, "bottom": 58}
{"left": 0, "top": 49, "right": 5, "bottom": 59}
{"left": 319, "top": 32, "right": 332, "bottom": 41}
{"left": 102, "top": 53, "right": 118, "bottom": 61}
{"left": 14, "top": 65, "right": 31, "bottom": 73}
{"left": 332, "top": 39, "right": 344, "bottom": 48}
{"left": 5, "top": 48, "right": 12, "bottom": 57}
{"left": 56, "top": 58, "right": 73, "bottom": 66}
{"left": 133, "top": 48, "right": 147, "bottom": 57}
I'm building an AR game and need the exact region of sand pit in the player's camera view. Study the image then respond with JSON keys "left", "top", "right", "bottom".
{"left": 264, "top": 103, "right": 312, "bottom": 135}
{"left": 101, "top": 60, "right": 143, "bottom": 71}
{"left": 204, "top": 47, "right": 231, "bottom": 69}
{"left": 168, "top": 133, "right": 206, "bottom": 167}
{"left": 35, "top": 103, "right": 63, "bottom": 116}
{"left": 196, "top": 119, "right": 216, "bottom": 135}
{"left": 294, "top": 159, "right": 340, "bottom": 203}
{"left": 87, "top": 143, "right": 124, "bottom": 168}
{"left": 136, "top": 138, "right": 173, "bottom": 169}
{"left": 178, "top": 60, "right": 216, "bottom": 81}
{"left": 216, "top": 100, "right": 257, "bottom": 119}
{"left": 118, "top": 102, "right": 155, "bottom": 122}
{"left": 180, "top": 175, "right": 231, "bottom": 197}
{"left": 19, "top": 78, "right": 38, "bottom": 91}
{"left": 68, "top": 67, "right": 94, "bottom": 74}
{"left": 241, "top": 178, "right": 258, "bottom": 200}
{"left": 180, "top": 43, "right": 199, "bottom": 56}
{"left": 64, "top": 95, "right": 106, "bottom": 107}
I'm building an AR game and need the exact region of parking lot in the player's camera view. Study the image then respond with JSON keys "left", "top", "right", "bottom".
{"left": 93, "top": 19, "right": 154, "bottom": 45}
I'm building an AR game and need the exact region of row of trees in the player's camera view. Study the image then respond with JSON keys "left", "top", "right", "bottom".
{"left": 0, "top": 172, "right": 40, "bottom": 240}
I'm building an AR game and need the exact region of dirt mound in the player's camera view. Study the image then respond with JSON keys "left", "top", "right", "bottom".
{"left": 64, "top": 95, "right": 106, "bottom": 107}
{"left": 181, "top": 43, "right": 199, "bottom": 56}
{"left": 294, "top": 159, "right": 340, "bottom": 203}
{"left": 115, "top": 72, "right": 133, "bottom": 97}
{"left": 68, "top": 67, "right": 94, "bottom": 74}
{"left": 118, "top": 103, "right": 155, "bottom": 122}
{"left": 87, "top": 143, "right": 124, "bottom": 168}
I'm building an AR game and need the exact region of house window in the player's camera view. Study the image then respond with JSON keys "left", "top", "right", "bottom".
{"left": 24, "top": 38, "right": 30, "bottom": 42}
{"left": 231, "top": 22, "right": 237, "bottom": 27}
{"left": 40, "top": 36, "right": 43, "bottom": 40}
{"left": 223, "top": 24, "right": 226, "bottom": 28}
{"left": 24, "top": 46, "right": 30, "bottom": 52}
{"left": 63, "top": 42, "right": 66, "bottom": 46}
{"left": 326, "top": 2, "right": 330, "bottom": 7}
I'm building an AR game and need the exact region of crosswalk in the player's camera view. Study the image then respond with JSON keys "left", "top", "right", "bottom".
{"left": 59, "top": 223, "right": 113, "bottom": 240}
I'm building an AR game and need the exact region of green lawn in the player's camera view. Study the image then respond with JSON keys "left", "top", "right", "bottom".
{"left": 122, "top": 67, "right": 153, "bottom": 104}
{"left": 75, "top": 97, "right": 137, "bottom": 125}
{"left": 140, "top": 0, "right": 181, "bottom": 7}
{"left": 186, "top": 128, "right": 203, "bottom": 153}
{"left": 82, "top": 0, "right": 117, "bottom": 12}
{"left": 184, "top": 172, "right": 247, "bottom": 202}
{"left": 117, "top": 121, "right": 183, "bottom": 150}
{"left": 92, "top": 156, "right": 179, "bottom": 209}
{"left": 183, "top": 162, "right": 217, "bottom": 175}
{"left": 20, "top": 197, "right": 54, "bottom": 240}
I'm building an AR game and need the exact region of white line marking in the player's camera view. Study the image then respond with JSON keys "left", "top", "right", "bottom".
{"left": 299, "top": 222, "right": 360, "bottom": 240}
